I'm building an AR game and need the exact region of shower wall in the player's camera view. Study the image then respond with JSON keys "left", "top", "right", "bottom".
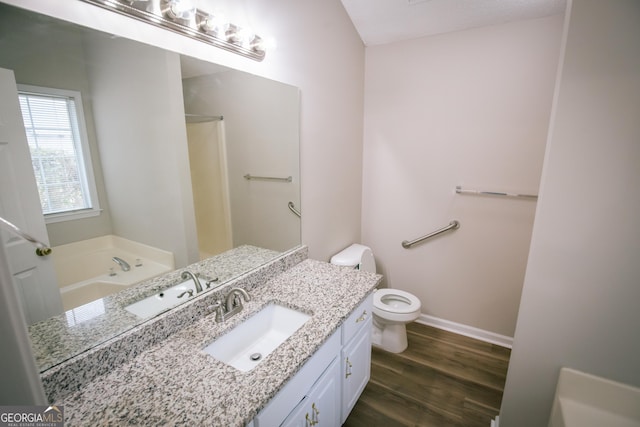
{"left": 361, "top": 14, "right": 564, "bottom": 338}
{"left": 186, "top": 121, "right": 232, "bottom": 259}
{"left": 182, "top": 72, "right": 300, "bottom": 252}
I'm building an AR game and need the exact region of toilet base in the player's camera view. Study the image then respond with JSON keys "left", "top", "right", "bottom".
{"left": 372, "top": 321, "right": 409, "bottom": 353}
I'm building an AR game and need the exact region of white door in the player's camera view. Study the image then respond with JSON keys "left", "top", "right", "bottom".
{"left": 0, "top": 67, "right": 62, "bottom": 325}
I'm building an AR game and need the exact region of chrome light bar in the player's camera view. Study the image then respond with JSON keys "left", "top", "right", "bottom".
{"left": 79, "top": 0, "right": 267, "bottom": 61}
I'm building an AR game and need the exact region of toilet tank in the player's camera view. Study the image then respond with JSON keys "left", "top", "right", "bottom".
{"left": 330, "top": 244, "right": 376, "bottom": 273}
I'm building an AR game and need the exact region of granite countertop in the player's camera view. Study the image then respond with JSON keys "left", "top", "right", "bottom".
{"left": 29, "top": 245, "right": 282, "bottom": 372}
{"left": 61, "top": 259, "right": 381, "bottom": 426}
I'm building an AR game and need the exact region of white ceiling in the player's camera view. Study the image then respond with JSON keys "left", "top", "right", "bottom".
{"left": 340, "top": 0, "right": 566, "bottom": 46}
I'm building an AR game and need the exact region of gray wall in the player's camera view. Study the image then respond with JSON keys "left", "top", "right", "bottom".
{"left": 182, "top": 71, "right": 300, "bottom": 252}
{"left": 0, "top": 7, "right": 113, "bottom": 245}
{"left": 499, "top": 0, "right": 640, "bottom": 425}
{"left": 361, "top": 15, "right": 563, "bottom": 337}
{"left": 86, "top": 35, "right": 198, "bottom": 267}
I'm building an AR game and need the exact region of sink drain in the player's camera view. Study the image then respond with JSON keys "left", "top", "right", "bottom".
{"left": 249, "top": 352, "right": 262, "bottom": 361}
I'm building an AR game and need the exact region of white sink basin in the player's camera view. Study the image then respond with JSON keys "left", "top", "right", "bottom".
{"left": 125, "top": 278, "right": 201, "bottom": 319}
{"left": 203, "top": 304, "right": 311, "bottom": 372}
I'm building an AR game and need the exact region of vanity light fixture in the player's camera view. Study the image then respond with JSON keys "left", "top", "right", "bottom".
{"left": 79, "top": 0, "right": 267, "bottom": 61}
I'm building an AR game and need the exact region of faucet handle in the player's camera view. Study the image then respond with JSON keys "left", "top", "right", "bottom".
{"left": 177, "top": 290, "right": 194, "bottom": 299}
{"left": 206, "top": 300, "right": 221, "bottom": 311}
{"left": 205, "top": 277, "right": 219, "bottom": 289}
{"left": 207, "top": 300, "right": 225, "bottom": 322}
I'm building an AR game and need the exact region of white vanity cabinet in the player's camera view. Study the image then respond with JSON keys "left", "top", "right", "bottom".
{"left": 253, "top": 331, "right": 341, "bottom": 427}
{"left": 252, "top": 293, "right": 374, "bottom": 427}
{"left": 340, "top": 294, "right": 373, "bottom": 423}
{"left": 280, "top": 358, "right": 340, "bottom": 427}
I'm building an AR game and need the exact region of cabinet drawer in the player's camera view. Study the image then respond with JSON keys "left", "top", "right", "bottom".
{"left": 342, "top": 293, "right": 373, "bottom": 345}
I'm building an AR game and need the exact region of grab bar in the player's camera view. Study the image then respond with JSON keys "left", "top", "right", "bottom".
{"left": 244, "top": 174, "right": 292, "bottom": 183}
{"left": 288, "top": 201, "right": 301, "bottom": 218}
{"left": 402, "top": 220, "right": 460, "bottom": 249}
{"left": 0, "top": 216, "right": 52, "bottom": 256}
{"left": 455, "top": 185, "right": 537, "bottom": 200}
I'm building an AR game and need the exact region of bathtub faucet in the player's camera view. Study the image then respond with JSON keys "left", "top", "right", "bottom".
{"left": 112, "top": 256, "right": 131, "bottom": 272}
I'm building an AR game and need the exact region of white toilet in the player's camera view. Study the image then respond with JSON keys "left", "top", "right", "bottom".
{"left": 330, "top": 244, "right": 422, "bottom": 353}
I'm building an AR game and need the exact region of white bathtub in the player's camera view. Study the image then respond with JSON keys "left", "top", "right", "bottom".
{"left": 52, "top": 235, "right": 175, "bottom": 311}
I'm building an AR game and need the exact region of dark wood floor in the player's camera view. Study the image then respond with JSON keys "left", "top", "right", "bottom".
{"left": 344, "top": 322, "right": 511, "bottom": 427}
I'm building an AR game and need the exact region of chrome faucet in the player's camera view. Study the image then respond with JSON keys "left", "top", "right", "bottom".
{"left": 112, "top": 256, "right": 131, "bottom": 272}
{"left": 225, "top": 288, "right": 250, "bottom": 312}
{"left": 181, "top": 270, "right": 203, "bottom": 293}
{"left": 214, "top": 287, "right": 251, "bottom": 322}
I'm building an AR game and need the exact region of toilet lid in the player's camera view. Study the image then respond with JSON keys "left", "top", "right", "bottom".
{"left": 374, "top": 289, "right": 421, "bottom": 314}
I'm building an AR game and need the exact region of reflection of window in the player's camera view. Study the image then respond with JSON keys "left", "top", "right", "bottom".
{"left": 65, "top": 298, "right": 106, "bottom": 326}
{"left": 17, "top": 85, "right": 100, "bottom": 223}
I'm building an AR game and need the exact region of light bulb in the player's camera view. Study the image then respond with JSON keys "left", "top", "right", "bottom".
{"left": 237, "top": 27, "right": 256, "bottom": 48}
{"left": 199, "top": 13, "right": 225, "bottom": 35}
{"left": 199, "top": 14, "right": 216, "bottom": 33}
{"left": 250, "top": 35, "right": 266, "bottom": 54}
{"left": 163, "top": 0, "right": 196, "bottom": 21}
{"left": 224, "top": 23, "right": 241, "bottom": 43}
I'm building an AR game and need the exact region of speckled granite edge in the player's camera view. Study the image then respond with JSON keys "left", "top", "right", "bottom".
{"left": 61, "top": 258, "right": 382, "bottom": 426}
{"left": 40, "top": 245, "right": 308, "bottom": 402}
{"left": 30, "top": 245, "right": 293, "bottom": 372}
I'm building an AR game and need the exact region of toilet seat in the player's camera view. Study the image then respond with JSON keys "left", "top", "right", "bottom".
{"left": 373, "top": 289, "right": 421, "bottom": 314}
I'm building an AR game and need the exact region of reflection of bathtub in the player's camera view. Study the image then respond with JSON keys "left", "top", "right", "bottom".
{"left": 52, "top": 235, "right": 175, "bottom": 311}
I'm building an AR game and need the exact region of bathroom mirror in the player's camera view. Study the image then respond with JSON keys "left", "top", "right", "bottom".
{"left": 0, "top": 3, "right": 300, "bottom": 370}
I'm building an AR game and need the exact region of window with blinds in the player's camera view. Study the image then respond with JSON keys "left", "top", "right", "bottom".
{"left": 17, "top": 85, "right": 100, "bottom": 222}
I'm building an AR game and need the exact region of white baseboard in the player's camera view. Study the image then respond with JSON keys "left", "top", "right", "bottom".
{"left": 415, "top": 314, "right": 513, "bottom": 349}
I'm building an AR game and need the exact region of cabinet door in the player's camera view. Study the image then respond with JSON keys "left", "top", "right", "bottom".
{"left": 280, "top": 396, "right": 310, "bottom": 427}
{"left": 254, "top": 331, "right": 340, "bottom": 427}
{"left": 281, "top": 358, "right": 341, "bottom": 427}
{"left": 311, "top": 358, "right": 340, "bottom": 426}
{"left": 341, "top": 316, "right": 372, "bottom": 423}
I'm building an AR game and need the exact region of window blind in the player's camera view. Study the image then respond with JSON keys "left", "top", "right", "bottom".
{"left": 18, "top": 92, "right": 92, "bottom": 215}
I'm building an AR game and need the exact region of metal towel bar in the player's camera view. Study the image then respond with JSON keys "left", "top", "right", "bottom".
{"left": 456, "top": 185, "right": 538, "bottom": 200}
{"left": 288, "top": 201, "right": 301, "bottom": 218}
{"left": 0, "top": 216, "right": 52, "bottom": 256}
{"left": 402, "top": 220, "right": 460, "bottom": 249}
{"left": 244, "top": 174, "right": 292, "bottom": 182}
